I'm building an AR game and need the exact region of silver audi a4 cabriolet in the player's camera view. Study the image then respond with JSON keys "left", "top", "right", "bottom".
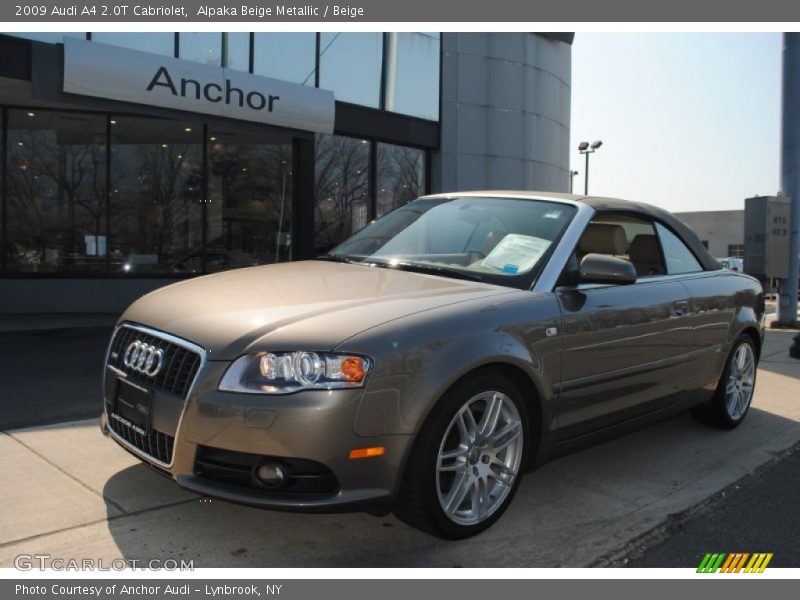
{"left": 102, "top": 191, "right": 765, "bottom": 538}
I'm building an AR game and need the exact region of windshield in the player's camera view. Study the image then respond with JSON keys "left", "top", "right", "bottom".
{"left": 326, "top": 196, "right": 576, "bottom": 288}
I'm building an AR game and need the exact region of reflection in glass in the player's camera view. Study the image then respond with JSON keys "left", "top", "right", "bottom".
{"left": 377, "top": 143, "right": 425, "bottom": 218}
{"left": 253, "top": 33, "right": 316, "bottom": 85}
{"left": 110, "top": 117, "right": 203, "bottom": 273}
{"left": 6, "top": 110, "right": 107, "bottom": 272}
{"left": 319, "top": 33, "right": 382, "bottom": 107}
{"left": 225, "top": 32, "right": 251, "bottom": 72}
{"left": 3, "top": 32, "right": 85, "bottom": 44}
{"left": 385, "top": 33, "right": 440, "bottom": 121}
{"left": 331, "top": 197, "right": 575, "bottom": 288}
{"left": 314, "top": 134, "right": 370, "bottom": 252}
{"left": 92, "top": 32, "right": 175, "bottom": 57}
{"left": 207, "top": 128, "right": 294, "bottom": 269}
{"left": 179, "top": 32, "right": 222, "bottom": 66}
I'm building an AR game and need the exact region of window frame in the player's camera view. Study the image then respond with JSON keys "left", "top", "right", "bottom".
{"left": 560, "top": 210, "right": 712, "bottom": 290}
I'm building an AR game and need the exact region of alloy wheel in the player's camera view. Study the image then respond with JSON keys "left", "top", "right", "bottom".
{"left": 724, "top": 342, "right": 756, "bottom": 421}
{"left": 435, "top": 390, "right": 524, "bottom": 526}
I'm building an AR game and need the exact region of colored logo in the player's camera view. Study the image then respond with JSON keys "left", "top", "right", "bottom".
{"left": 697, "top": 552, "right": 773, "bottom": 573}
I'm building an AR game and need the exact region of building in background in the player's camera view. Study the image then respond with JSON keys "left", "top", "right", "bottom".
{"left": 0, "top": 32, "right": 573, "bottom": 313}
{"left": 676, "top": 196, "right": 795, "bottom": 293}
{"left": 743, "top": 195, "right": 791, "bottom": 289}
{"left": 674, "top": 209, "right": 745, "bottom": 259}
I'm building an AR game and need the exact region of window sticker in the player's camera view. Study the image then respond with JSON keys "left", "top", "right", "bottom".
{"left": 481, "top": 234, "right": 551, "bottom": 274}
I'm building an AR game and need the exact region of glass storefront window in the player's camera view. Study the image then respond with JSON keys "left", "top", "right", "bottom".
{"left": 253, "top": 33, "right": 316, "bottom": 86}
{"left": 91, "top": 32, "right": 175, "bottom": 57}
{"left": 6, "top": 110, "right": 107, "bottom": 272}
{"left": 385, "top": 33, "right": 440, "bottom": 121}
{"left": 179, "top": 33, "right": 222, "bottom": 67}
{"left": 314, "top": 134, "right": 370, "bottom": 252}
{"left": 109, "top": 117, "right": 203, "bottom": 274}
{"left": 319, "top": 33, "right": 382, "bottom": 107}
{"left": 225, "top": 32, "right": 251, "bottom": 72}
{"left": 3, "top": 33, "right": 85, "bottom": 44}
{"left": 207, "top": 127, "right": 294, "bottom": 269}
{"left": 376, "top": 143, "right": 425, "bottom": 218}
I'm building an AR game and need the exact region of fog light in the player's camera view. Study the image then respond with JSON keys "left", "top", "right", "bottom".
{"left": 255, "top": 462, "right": 286, "bottom": 488}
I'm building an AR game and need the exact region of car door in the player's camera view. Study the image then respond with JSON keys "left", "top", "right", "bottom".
{"left": 653, "top": 221, "right": 738, "bottom": 395}
{"left": 554, "top": 215, "right": 695, "bottom": 440}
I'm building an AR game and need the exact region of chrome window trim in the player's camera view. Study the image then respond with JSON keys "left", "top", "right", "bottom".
{"left": 556, "top": 268, "right": 726, "bottom": 291}
{"left": 553, "top": 270, "right": 724, "bottom": 293}
{"left": 103, "top": 322, "right": 207, "bottom": 470}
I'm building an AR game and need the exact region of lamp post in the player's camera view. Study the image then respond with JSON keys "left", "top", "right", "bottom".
{"left": 569, "top": 170, "right": 579, "bottom": 194}
{"left": 578, "top": 140, "right": 603, "bottom": 195}
{"left": 276, "top": 160, "right": 289, "bottom": 263}
{"left": 778, "top": 33, "right": 800, "bottom": 327}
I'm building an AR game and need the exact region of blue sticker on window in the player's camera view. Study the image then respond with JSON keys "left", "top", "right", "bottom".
{"left": 502, "top": 264, "right": 519, "bottom": 274}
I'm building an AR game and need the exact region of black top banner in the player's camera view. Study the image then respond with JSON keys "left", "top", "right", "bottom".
{"left": 3, "top": 0, "right": 800, "bottom": 22}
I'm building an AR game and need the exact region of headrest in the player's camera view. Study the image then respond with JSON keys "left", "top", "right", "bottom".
{"left": 629, "top": 234, "right": 662, "bottom": 262}
{"left": 579, "top": 223, "right": 627, "bottom": 255}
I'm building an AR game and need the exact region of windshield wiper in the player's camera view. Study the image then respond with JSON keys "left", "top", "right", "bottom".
{"left": 370, "top": 260, "right": 483, "bottom": 282}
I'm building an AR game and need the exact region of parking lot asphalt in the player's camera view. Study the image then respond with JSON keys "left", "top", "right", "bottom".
{"left": 615, "top": 442, "right": 800, "bottom": 568}
{"left": 0, "top": 323, "right": 798, "bottom": 568}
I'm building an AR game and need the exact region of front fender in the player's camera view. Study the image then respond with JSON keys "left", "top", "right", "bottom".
{"left": 336, "top": 292, "right": 562, "bottom": 438}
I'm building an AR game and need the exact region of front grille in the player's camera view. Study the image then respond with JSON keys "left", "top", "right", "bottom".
{"left": 109, "top": 412, "right": 175, "bottom": 464}
{"left": 107, "top": 325, "right": 202, "bottom": 399}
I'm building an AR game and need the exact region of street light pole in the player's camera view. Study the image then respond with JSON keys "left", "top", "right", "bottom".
{"left": 778, "top": 33, "right": 800, "bottom": 326}
{"left": 584, "top": 151, "right": 590, "bottom": 195}
{"left": 569, "top": 170, "right": 579, "bottom": 194}
{"left": 578, "top": 140, "right": 603, "bottom": 195}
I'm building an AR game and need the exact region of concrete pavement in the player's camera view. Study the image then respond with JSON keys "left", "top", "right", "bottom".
{"left": 0, "top": 328, "right": 798, "bottom": 567}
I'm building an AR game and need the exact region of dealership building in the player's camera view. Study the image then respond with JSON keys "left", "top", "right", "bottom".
{"left": 0, "top": 32, "right": 573, "bottom": 313}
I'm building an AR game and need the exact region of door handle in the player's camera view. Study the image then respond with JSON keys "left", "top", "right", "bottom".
{"left": 673, "top": 300, "right": 690, "bottom": 317}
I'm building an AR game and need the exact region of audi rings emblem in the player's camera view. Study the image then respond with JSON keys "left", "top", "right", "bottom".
{"left": 123, "top": 341, "right": 164, "bottom": 377}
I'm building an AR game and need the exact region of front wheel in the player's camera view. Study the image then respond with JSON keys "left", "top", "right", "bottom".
{"left": 394, "top": 372, "right": 529, "bottom": 539}
{"left": 692, "top": 334, "right": 757, "bottom": 429}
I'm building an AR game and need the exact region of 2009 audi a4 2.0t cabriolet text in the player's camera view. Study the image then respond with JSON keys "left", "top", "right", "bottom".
{"left": 102, "top": 191, "right": 765, "bottom": 538}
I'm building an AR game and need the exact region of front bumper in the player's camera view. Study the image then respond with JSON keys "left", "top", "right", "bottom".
{"left": 102, "top": 350, "right": 413, "bottom": 513}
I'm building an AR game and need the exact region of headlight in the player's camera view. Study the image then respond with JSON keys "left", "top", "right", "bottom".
{"left": 218, "top": 351, "right": 372, "bottom": 394}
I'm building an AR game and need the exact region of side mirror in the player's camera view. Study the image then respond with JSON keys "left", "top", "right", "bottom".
{"left": 579, "top": 253, "right": 637, "bottom": 285}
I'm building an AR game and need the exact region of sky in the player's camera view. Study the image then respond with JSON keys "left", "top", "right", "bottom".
{"left": 570, "top": 33, "right": 782, "bottom": 213}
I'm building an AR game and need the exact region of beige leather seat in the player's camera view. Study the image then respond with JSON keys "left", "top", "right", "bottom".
{"left": 629, "top": 234, "right": 665, "bottom": 276}
{"left": 578, "top": 223, "right": 627, "bottom": 257}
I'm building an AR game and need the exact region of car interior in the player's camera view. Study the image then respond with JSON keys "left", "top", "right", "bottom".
{"left": 575, "top": 215, "right": 668, "bottom": 278}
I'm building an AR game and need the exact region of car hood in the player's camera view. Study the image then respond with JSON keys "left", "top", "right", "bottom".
{"left": 120, "top": 260, "right": 513, "bottom": 359}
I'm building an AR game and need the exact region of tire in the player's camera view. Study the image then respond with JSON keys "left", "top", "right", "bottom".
{"left": 394, "top": 371, "right": 530, "bottom": 539}
{"left": 691, "top": 334, "right": 758, "bottom": 429}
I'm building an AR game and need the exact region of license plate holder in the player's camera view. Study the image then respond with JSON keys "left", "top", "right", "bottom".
{"left": 113, "top": 379, "right": 154, "bottom": 435}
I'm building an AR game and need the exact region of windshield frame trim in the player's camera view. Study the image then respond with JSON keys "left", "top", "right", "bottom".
{"left": 531, "top": 202, "right": 596, "bottom": 293}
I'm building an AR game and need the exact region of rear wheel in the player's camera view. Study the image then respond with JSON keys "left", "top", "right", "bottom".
{"left": 691, "top": 334, "right": 757, "bottom": 429}
{"left": 395, "top": 371, "right": 529, "bottom": 539}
